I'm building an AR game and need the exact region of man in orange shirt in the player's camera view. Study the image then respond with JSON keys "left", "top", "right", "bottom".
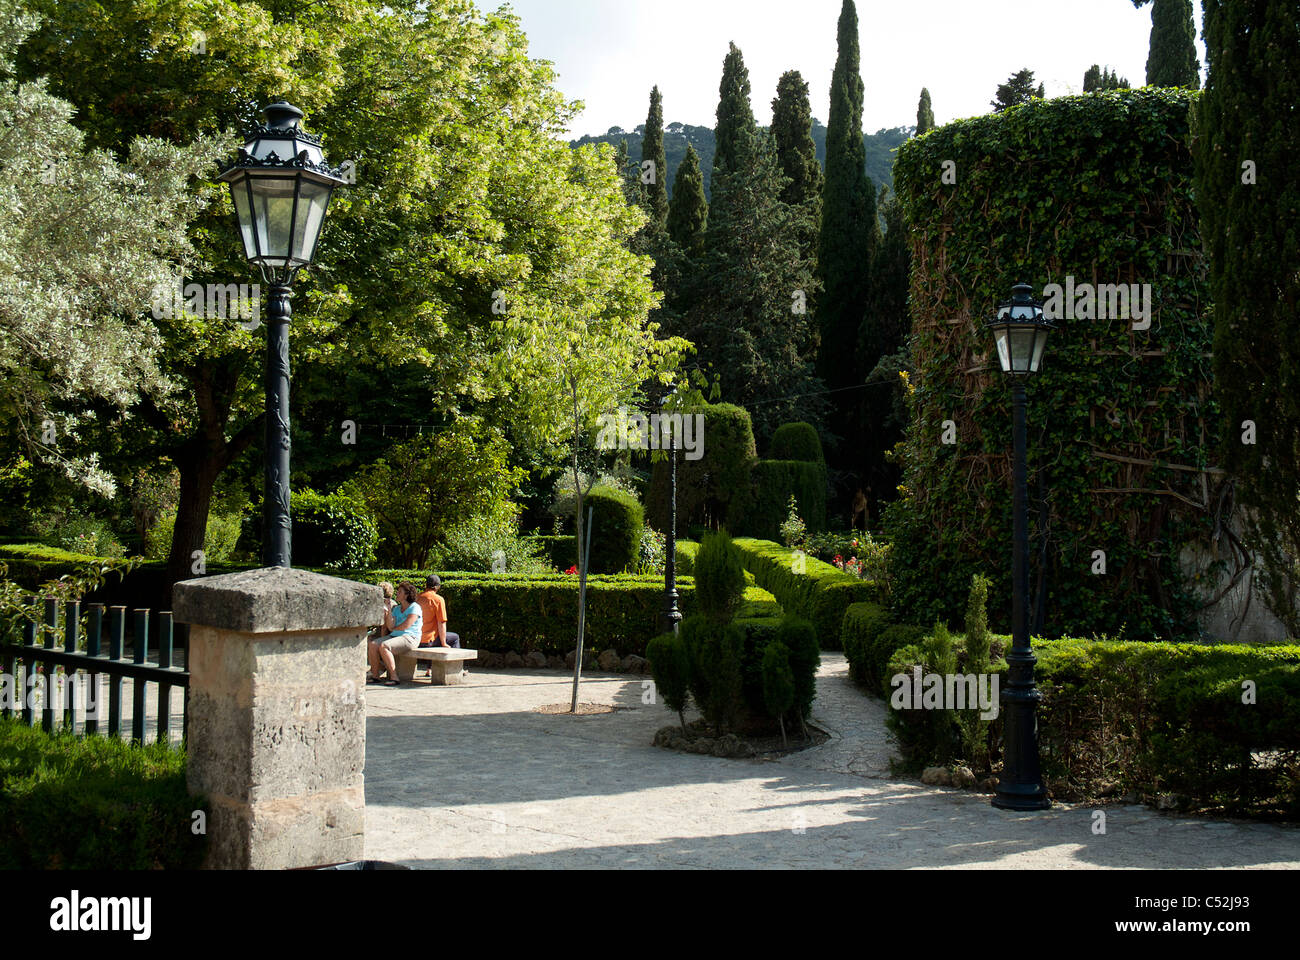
{"left": 416, "top": 575, "right": 459, "bottom": 649}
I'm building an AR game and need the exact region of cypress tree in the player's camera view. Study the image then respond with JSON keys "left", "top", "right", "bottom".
{"left": 817, "top": 0, "right": 877, "bottom": 466}
{"left": 642, "top": 86, "right": 669, "bottom": 224}
{"left": 1195, "top": 0, "right": 1300, "bottom": 633}
{"left": 1133, "top": 0, "right": 1200, "bottom": 88}
{"left": 713, "top": 42, "right": 758, "bottom": 179}
{"left": 916, "top": 87, "right": 935, "bottom": 135}
{"left": 991, "top": 68, "right": 1044, "bottom": 111}
{"left": 770, "top": 70, "right": 823, "bottom": 265}
{"left": 614, "top": 137, "right": 639, "bottom": 205}
{"left": 1084, "top": 64, "right": 1130, "bottom": 92}
{"left": 667, "top": 145, "right": 708, "bottom": 257}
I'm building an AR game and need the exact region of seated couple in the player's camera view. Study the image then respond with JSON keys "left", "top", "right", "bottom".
{"left": 367, "top": 575, "right": 462, "bottom": 687}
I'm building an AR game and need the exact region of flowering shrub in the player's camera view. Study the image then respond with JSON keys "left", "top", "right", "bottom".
{"left": 779, "top": 495, "right": 808, "bottom": 550}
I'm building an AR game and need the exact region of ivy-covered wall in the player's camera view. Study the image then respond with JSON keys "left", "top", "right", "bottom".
{"left": 888, "top": 89, "right": 1222, "bottom": 641}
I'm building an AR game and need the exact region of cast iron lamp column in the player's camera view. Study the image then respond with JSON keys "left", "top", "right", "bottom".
{"left": 217, "top": 101, "right": 347, "bottom": 567}
{"left": 662, "top": 402, "right": 682, "bottom": 635}
{"left": 988, "top": 283, "right": 1056, "bottom": 811}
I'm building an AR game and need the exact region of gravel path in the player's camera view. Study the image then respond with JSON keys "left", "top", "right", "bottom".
{"left": 362, "top": 654, "right": 1300, "bottom": 869}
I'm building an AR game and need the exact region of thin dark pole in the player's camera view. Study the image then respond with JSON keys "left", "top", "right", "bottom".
{"left": 263, "top": 282, "right": 293, "bottom": 568}
{"left": 994, "top": 378, "right": 1050, "bottom": 810}
{"left": 663, "top": 422, "right": 682, "bottom": 636}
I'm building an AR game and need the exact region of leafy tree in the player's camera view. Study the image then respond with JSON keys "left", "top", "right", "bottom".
{"left": 1195, "top": 0, "right": 1300, "bottom": 634}
{"left": 342, "top": 431, "right": 522, "bottom": 569}
{"left": 18, "top": 0, "right": 673, "bottom": 584}
{"left": 641, "top": 86, "right": 669, "bottom": 224}
{"left": 1083, "top": 64, "right": 1130, "bottom": 91}
{"left": 0, "top": 0, "right": 223, "bottom": 499}
{"left": 991, "top": 68, "right": 1045, "bottom": 111}
{"left": 1133, "top": 0, "right": 1200, "bottom": 88}
{"left": 916, "top": 87, "right": 935, "bottom": 135}
{"left": 667, "top": 145, "right": 708, "bottom": 257}
{"left": 615, "top": 137, "right": 640, "bottom": 205}
{"left": 817, "top": 0, "right": 877, "bottom": 466}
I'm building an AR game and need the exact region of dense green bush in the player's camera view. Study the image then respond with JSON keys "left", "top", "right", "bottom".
{"left": 882, "top": 630, "right": 1300, "bottom": 816}
{"left": 646, "top": 403, "right": 757, "bottom": 532}
{"left": 727, "top": 538, "right": 876, "bottom": 648}
{"left": 761, "top": 641, "right": 796, "bottom": 745}
{"left": 693, "top": 530, "right": 745, "bottom": 623}
{"left": 291, "top": 489, "right": 379, "bottom": 570}
{"left": 889, "top": 89, "right": 1214, "bottom": 639}
{"left": 581, "top": 485, "right": 644, "bottom": 575}
{"left": 841, "top": 601, "right": 927, "bottom": 691}
{"left": 347, "top": 570, "right": 694, "bottom": 659}
{"left": 0, "top": 720, "right": 207, "bottom": 869}
{"left": 527, "top": 535, "right": 577, "bottom": 570}
{"left": 683, "top": 616, "right": 745, "bottom": 734}
{"left": 768, "top": 422, "right": 824, "bottom": 463}
{"left": 145, "top": 508, "right": 243, "bottom": 564}
{"left": 776, "top": 617, "right": 821, "bottom": 720}
{"left": 429, "top": 512, "right": 550, "bottom": 575}
{"left": 646, "top": 631, "right": 692, "bottom": 731}
{"left": 733, "top": 460, "right": 828, "bottom": 541}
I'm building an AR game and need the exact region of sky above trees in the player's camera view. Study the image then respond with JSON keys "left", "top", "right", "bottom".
{"left": 498, "top": 0, "right": 1207, "bottom": 134}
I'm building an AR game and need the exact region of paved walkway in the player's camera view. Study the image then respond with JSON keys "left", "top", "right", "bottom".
{"left": 362, "top": 655, "right": 1300, "bottom": 869}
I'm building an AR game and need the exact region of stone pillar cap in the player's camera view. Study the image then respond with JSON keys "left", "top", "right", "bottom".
{"left": 173, "top": 566, "right": 381, "bottom": 634}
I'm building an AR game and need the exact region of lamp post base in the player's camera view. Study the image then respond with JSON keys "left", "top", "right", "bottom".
{"left": 992, "top": 783, "right": 1052, "bottom": 811}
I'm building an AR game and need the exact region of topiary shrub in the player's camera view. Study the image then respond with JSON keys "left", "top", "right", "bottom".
{"left": 646, "top": 631, "right": 693, "bottom": 732}
{"left": 693, "top": 529, "right": 745, "bottom": 624}
{"left": 776, "top": 616, "right": 821, "bottom": 721}
{"left": 291, "top": 489, "right": 379, "bottom": 570}
{"left": 768, "top": 422, "right": 824, "bottom": 463}
{"left": 732, "top": 460, "right": 827, "bottom": 541}
{"left": 646, "top": 403, "right": 757, "bottom": 532}
{"left": 582, "top": 485, "right": 644, "bottom": 575}
{"left": 761, "top": 641, "right": 796, "bottom": 747}
{"left": 682, "top": 616, "right": 745, "bottom": 735}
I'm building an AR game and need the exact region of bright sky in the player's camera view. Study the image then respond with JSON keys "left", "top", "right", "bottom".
{"left": 488, "top": 0, "right": 1207, "bottom": 136}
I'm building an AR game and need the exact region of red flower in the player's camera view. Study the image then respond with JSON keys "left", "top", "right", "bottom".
{"left": 565, "top": 565, "right": 579, "bottom": 575}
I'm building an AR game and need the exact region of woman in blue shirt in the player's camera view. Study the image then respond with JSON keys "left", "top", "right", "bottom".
{"left": 367, "top": 581, "right": 424, "bottom": 687}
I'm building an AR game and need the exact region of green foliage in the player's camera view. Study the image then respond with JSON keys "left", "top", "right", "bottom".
{"left": 290, "top": 489, "right": 379, "bottom": 570}
{"left": 580, "top": 485, "right": 644, "bottom": 575}
{"left": 1133, "top": 0, "right": 1200, "bottom": 88}
{"left": 1195, "top": 0, "right": 1300, "bottom": 635}
{"left": 0, "top": 719, "right": 207, "bottom": 869}
{"left": 348, "top": 570, "right": 696, "bottom": 659}
{"left": 646, "top": 403, "right": 757, "bottom": 532}
{"left": 779, "top": 495, "right": 808, "bottom": 551}
{"left": 889, "top": 89, "right": 1214, "bottom": 639}
{"left": 527, "top": 535, "right": 576, "bottom": 571}
{"left": 885, "top": 628, "right": 964, "bottom": 765}
{"left": 760, "top": 641, "right": 796, "bottom": 735}
{"left": 343, "top": 431, "right": 523, "bottom": 570}
{"left": 641, "top": 86, "right": 669, "bottom": 224}
{"left": 1083, "top": 64, "right": 1129, "bottom": 92}
{"left": 682, "top": 616, "right": 746, "bottom": 733}
{"left": 429, "top": 512, "right": 550, "bottom": 576}
{"left": 818, "top": 0, "right": 878, "bottom": 461}
{"left": 693, "top": 530, "right": 746, "bottom": 624}
{"left": 667, "top": 145, "right": 708, "bottom": 257}
{"left": 770, "top": 70, "right": 822, "bottom": 267}
{"left": 734, "top": 460, "right": 828, "bottom": 541}
{"left": 769, "top": 423, "right": 824, "bottom": 463}
{"left": 841, "top": 601, "right": 894, "bottom": 686}
{"left": 991, "top": 68, "right": 1045, "bottom": 111}
{"left": 145, "top": 508, "right": 242, "bottom": 564}
{"left": 775, "top": 616, "right": 821, "bottom": 718}
{"left": 729, "top": 538, "right": 876, "bottom": 648}
{"left": 646, "top": 631, "right": 692, "bottom": 729}
{"left": 964, "top": 574, "right": 992, "bottom": 670}
{"left": 916, "top": 88, "right": 935, "bottom": 135}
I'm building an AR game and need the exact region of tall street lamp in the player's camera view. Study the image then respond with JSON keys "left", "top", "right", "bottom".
{"left": 987, "top": 282, "right": 1055, "bottom": 812}
{"left": 661, "top": 400, "right": 682, "bottom": 635}
{"left": 217, "top": 101, "right": 348, "bottom": 567}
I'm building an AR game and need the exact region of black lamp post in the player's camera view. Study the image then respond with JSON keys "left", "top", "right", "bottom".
{"left": 661, "top": 402, "right": 682, "bottom": 635}
{"left": 217, "top": 102, "right": 347, "bottom": 567}
{"left": 988, "top": 282, "right": 1055, "bottom": 812}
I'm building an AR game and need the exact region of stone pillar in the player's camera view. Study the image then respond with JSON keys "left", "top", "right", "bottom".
{"left": 173, "top": 566, "right": 381, "bottom": 870}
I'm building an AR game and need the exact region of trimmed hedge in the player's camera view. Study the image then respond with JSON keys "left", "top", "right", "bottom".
{"left": 733, "top": 460, "right": 828, "bottom": 541}
{"left": 768, "top": 422, "right": 824, "bottom": 463}
{"left": 526, "top": 535, "right": 577, "bottom": 571}
{"left": 646, "top": 403, "right": 757, "bottom": 532}
{"left": 0, "top": 719, "right": 208, "bottom": 869}
{"left": 726, "top": 539, "right": 875, "bottom": 649}
{"left": 347, "top": 570, "right": 695, "bottom": 658}
{"left": 884, "top": 633, "right": 1300, "bottom": 817}
{"left": 841, "top": 601, "right": 928, "bottom": 691}
{"left": 582, "top": 486, "right": 644, "bottom": 575}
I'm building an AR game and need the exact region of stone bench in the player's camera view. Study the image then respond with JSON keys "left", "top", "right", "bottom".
{"left": 395, "top": 646, "right": 477, "bottom": 685}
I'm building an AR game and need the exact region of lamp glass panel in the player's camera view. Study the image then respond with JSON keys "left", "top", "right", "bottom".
{"left": 993, "top": 327, "right": 1012, "bottom": 373}
{"left": 1008, "top": 326, "right": 1038, "bottom": 374}
{"left": 1030, "top": 327, "right": 1050, "bottom": 373}
{"left": 228, "top": 175, "right": 258, "bottom": 261}
{"left": 290, "top": 179, "right": 332, "bottom": 264}
{"left": 249, "top": 172, "right": 298, "bottom": 265}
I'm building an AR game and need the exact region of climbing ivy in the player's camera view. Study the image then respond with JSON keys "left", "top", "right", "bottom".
{"left": 887, "top": 89, "right": 1221, "bottom": 641}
